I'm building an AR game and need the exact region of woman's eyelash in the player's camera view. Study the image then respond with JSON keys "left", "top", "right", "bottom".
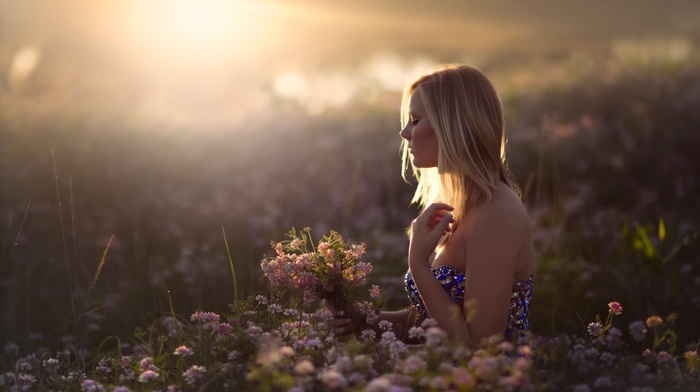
{"left": 409, "top": 119, "right": 419, "bottom": 125}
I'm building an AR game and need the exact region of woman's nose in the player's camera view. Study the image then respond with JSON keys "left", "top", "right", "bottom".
{"left": 400, "top": 125, "right": 411, "bottom": 140}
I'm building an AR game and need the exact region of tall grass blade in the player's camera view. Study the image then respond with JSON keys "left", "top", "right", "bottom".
{"left": 52, "top": 148, "right": 75, "bottom": 320}
{"left": 167, "top": 290, "right": 183, "bottom": 345}
{"left": 0, "top": 201, "right": 30, "bottom": 281}
{"left": 87, "top": 234, "right": 115, "bottom": 295}
{"left": 221, "top": 223, "right": 238, "bottom": 302}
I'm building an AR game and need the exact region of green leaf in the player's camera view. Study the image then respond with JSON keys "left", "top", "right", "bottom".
{"left": 658, "top": 218, "right": 666, "bottom": 243}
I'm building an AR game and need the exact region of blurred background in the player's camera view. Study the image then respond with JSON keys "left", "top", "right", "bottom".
{"left": 1, "top": 0, "right": 700, "bottom": 352}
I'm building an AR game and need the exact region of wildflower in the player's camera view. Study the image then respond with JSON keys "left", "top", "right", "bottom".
{"left": 319, "top": 369, "right": 347, "bottom": 389}
{"left": 428, "top": 376, "right": 447, "bottom": 389}
{"left": 43, "top": 358, "right": 59, "bottom": 368}
{"left": 190, "top": 311, "right": 220, "bottom": 327}
{"left": 369, "top": 285, "right": 381, "bottom": 299}
{"left": 407, "top": 326, "right": 424, "bottom": 340}
{"left": 498, "top": 341, "right": 513, "bottom": 352}
{"left": 4, "top": 342, "right": 20, "bottom": 355}
{"left": 268, "top": 304, "right": 282, "bottom": 313}
{"left": 113, "top": 387, "right": 130, "bottom": 392}
{"left": 420, "top": 318, "right": 438, "bottom": 328}
{"left": 138, "top": 370, "right": 158, "bottom": 383}
{"left": 139, "top": 357, "right": 155, "bottom": 371}
{"left": 573, "top": 384, "right": 591, "bottom": 392}
{"left": 399, "top": 356, "right": 427, "bottom": 373}
{"left": 642, "top": 349, "right": 655, "bottom": 360}
{"left": 378, "top": 320, "right": 393, "bottom": 331}
{"left": 294, "top": 359, "right": 315, "bottom": 375}
{"left": 608, "top": 301, "right": 623, "bottom": 315}
{"left": 656, "top": 351, "right": 672, "bottom": 366}
{"left": 587, "top": 322, "right": 602, "bottom": 337}
{"left": 514, "top": 357, "right": 531, "bottom": 372}
{"left": 366, "top": 376, "right": 392, "bottom": 392}
{"left": 451, "top": 367, "right": 474, "bottom": 387}
{"left": 425, "top": 327, "right": 447, "bottom": 346}
{"left": 629, "top": 320, "right": 648, "bottom": 341}
{"left": 82, "top": 379, "right": 106, "bottom": 392}
{"left": 15, "top": 361, "right": 32, "bottom": 372}
{"left": 173, "top": 345, "right": 194, "bottom": 356}
{"left": 255, "top": 295, "right": 268, "bottom": 304}
{"left": 228, "top": 350, "right": 240, "bottom": 361}
{"left": 518, "top": 345, "right": 533, "bottom": 357}
{"left": 600, "top": 352, "right": 615, "bottom": 366}
{"left": 594, "top": 376, "right": 612, "bottom": 388}
{"left": 17, "top": 373, "right": 37, "bottom": 389}
{"left": 645, "top": 316, "right": 663, "bottom": 328}
{"left": 606, "top": 327, "right": 622, "bottom": 349}
{"left": 471, "top": 357, "right": 498, "bottom": 378}
{"left": 279, "top": 346, "right": 295, "bottom": 357}
{"left": 360, "top": 329, "right": 377, "bottom": 341}
{"left": 183, "top": 365, "right": 206, "bottom": 386}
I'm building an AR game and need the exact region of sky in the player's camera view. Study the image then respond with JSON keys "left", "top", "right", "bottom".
{"left": 1, "top": 0, "right": 699, "bottom": 128}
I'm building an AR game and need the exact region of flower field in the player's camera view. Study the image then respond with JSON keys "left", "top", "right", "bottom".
{"left": 1, "top": 45, "right": 700, "bottom": 390}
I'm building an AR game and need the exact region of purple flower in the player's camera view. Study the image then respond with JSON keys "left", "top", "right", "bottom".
{"left": 138, "top": 370, "right": 158, "bottom": 383}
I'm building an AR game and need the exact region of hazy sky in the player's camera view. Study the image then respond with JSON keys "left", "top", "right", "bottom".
{"left": 2, "top": 0, "right": 699, "bottom": 127}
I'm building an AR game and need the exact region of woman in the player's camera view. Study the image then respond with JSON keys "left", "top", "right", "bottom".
{"left": 334, "top": 64, "right": 534, "bottom": 347}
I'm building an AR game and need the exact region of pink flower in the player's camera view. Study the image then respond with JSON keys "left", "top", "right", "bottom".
{"left": 369, "top": 285, "right": 381, "bottom": 299}
{"left": 183, "top": 365, "right": 206, "bottom": 386}
{"left": 452, "top": 367, "right": 474, "bottom": 387}
{"left": 190, "top": 311, "right": 220, "bottom": 324}
{"left": 608, "top": 302, "right": 623, "bottom": 315}
{"left": 320, "top": 370, "right": 347, "bottom": 389}
{"left": 215, "top": 322, "right": 233, "bottom": 335}
{"left": 173, "top": 346, "right": 193, "bottom": 356}
{"left": 139, "top": 357, "right": 155, "bottom": 371}
{"left": 138, "top": 370, "right": 158, "bottom": 383}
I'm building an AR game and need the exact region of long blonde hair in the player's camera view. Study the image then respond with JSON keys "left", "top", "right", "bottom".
{"left": 400, "top": 64, "right": 519, "bottom": 243}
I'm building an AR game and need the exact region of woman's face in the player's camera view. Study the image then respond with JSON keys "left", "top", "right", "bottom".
{"left": 400, "top": 88, "right": 439, "bottom": 168}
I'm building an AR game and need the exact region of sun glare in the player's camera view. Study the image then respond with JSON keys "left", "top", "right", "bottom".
{"left": 160, "top": 0, "right": 235, "bottom": 45}
{"left": 127, "top": 0, "right": 266, "bottom": 65}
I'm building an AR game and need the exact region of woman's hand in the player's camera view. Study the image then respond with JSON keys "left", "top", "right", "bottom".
{"left": 322, "top": 300, "right": 356, "bottom": 336}
{"left": 409, "top": 203, "right": 454, "bottom": 266}
{"left": 331, "top": 309, "right": 353, "bottom": 335}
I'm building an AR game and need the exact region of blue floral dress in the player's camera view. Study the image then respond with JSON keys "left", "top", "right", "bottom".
{"left": 404, "top": 265, "right": 533, "bottom": 343}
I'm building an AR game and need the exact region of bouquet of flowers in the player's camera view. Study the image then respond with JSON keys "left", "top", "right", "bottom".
{"left": 260, "top": 228, "right": 376, "bottom": 326}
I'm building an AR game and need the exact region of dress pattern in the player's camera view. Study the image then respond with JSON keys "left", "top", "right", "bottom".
{"left": 404, "top": 265, "right": 533, "bottom": 342}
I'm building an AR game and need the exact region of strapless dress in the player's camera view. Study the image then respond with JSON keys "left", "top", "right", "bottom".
{"left": 404, "top": 265, "right": 533, "bottom": 343}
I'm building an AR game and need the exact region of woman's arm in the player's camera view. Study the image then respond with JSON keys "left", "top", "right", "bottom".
{"left": 331, "top": 307, "right": 420, "bottom": 342}
{"left": 377, "top": 308, "right": 420, "bottom": 341}
{"left": 409, "top": 202, "right": 526, "bottom": 347}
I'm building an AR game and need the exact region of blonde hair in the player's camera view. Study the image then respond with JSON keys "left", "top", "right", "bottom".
{"left": 400, "top": 64, "right": 519, "bottom": 242}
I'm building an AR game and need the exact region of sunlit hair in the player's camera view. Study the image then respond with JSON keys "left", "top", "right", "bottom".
{"left": 400, "top": 64, "right": 519, "bottom": 243}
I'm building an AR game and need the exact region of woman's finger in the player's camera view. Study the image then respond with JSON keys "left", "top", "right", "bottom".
{"left": 333, "top": 317, "right": 351, "bottom": 327}
{"left": 425, "top": 203, "right": 454, "bottom": 214}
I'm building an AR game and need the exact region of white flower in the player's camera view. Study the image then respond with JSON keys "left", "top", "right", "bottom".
{"left": 319, "top": 370, "right": 347, "bottom": 389}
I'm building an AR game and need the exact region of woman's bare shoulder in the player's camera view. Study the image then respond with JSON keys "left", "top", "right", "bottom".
{"left": 470, "top": 186, "right": 530, "bottom": 234}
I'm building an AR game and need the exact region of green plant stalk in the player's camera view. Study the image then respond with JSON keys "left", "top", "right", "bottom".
{"left": 221, "top": 224, "right": 238, "bottom": 302}
{"left": 167, "top": 290, "right": 183, "bottom": 345}
{"left": 0, "top": 201, "right": 29, "bottom": 282}
{"left": 52, "top": 148, "right": 76, "bottom": 321}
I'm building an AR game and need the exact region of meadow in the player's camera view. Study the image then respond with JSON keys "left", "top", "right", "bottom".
{"left": 1, "top": 44, "right": 699, "bottom": 390}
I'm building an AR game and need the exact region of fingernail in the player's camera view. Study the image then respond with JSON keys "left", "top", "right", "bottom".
{"left": 445, "top": 212, "right": 453, "bottom": 221}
